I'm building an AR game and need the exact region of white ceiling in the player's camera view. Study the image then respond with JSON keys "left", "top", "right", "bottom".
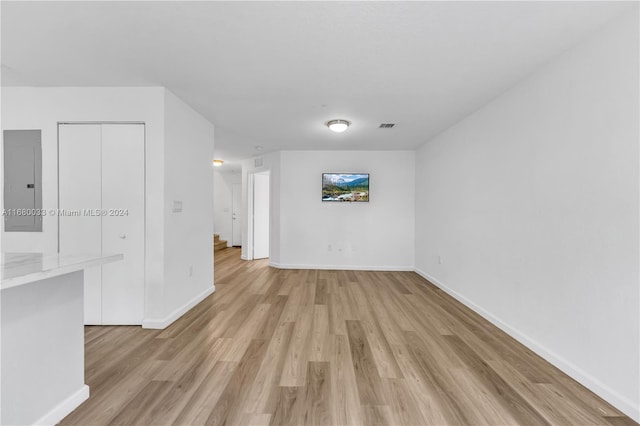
{"left": 1, "top": 1, "right": 633, "bottom": 168}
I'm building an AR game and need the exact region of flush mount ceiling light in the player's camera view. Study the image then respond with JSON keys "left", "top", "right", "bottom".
{"left": 213, "top": 159, "right": 224, "bottom": 167}
{"left": 326, "top": 119, "right": 351, "bottom": 133}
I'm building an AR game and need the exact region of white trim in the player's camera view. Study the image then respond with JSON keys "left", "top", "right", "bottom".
{"left": 33, "top": 385, "right": 89, "bottom": 426}
{"left": 269, "top": 261, "right": 413, "bottom": 271}
{"left": 240, "top": 255, "right": 249, "bottom": 261}
{"left": 413, "top": 268, "right": 640, "bottom": 423}
{"left": 245, "top": 172, "right": 255, "bottom": 260}
{"left": 142, "top": 285, "right": 215, "bottom": 329}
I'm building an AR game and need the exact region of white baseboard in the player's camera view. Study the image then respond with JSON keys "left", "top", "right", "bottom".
{"left": 33, "top": 384, "right": 89, "bottom": 426}
{"left": 269, "top": 261, "right": 413, "bottom": 271}
{"left": 240, "top": 255, "right": 249, "bottom": 260}
{"left": 413, "top": 268, "right": 640, "bottom": 423}
{"left": 142, "top": 285, "right": 215, "bottom": 330}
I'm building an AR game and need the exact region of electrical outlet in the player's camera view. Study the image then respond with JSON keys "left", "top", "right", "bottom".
{"left": 438, "top": 255, "right": 443, "bottom": 265}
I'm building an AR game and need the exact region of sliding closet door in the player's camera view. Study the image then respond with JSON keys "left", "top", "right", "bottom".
{"left": 59, "top": 123, "right": 145, "bottom": 325}
{"left": 58, "top": 124, "right": 103, "bottom": 324}
{"left": 100, "top": 124, "right": 145, "bottom": 324}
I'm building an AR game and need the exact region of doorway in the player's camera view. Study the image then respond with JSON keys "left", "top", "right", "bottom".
{"left": 251, "top": 171, "right": 270, "bottom": 260}
{"left": 231, "top": 183, "right": 242, "bottom": 247}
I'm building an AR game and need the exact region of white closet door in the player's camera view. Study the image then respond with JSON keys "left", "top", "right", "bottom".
{"left": 58, "top": 124, "right": 103, "bottom": 325}
{"left": 100, "top": 124, "right": 145, "bottom": 324}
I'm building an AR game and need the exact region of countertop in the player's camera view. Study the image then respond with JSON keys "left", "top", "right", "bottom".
{"left": 1, "top": 252, "right": 124, "bottom": 290}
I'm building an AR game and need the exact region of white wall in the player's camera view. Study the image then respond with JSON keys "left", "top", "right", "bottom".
{"left": 1, "top": 87, "right": 216, "bottom": 329}
{"left": 415, "top": 12, "right": 639, "bottom": 421}
{"left": 1, "top": 87, "right": 168, "bottom": 324}
{"left": 277, "top": 150, "right": 415, "bottom": 270}
{"left": 0, "top": 86, "right": 3, "bottom": 424}
{"left": 241, "top": 152, "right": 281, "bottom": 263}
{"left": 162, "top": 89, "right": 215, "bottom": 324}
{"left": 1, "top": 87, "right": 165, "bottom": 255}
{"left": 213, "top": 169, "right": 242, "bottom": 246}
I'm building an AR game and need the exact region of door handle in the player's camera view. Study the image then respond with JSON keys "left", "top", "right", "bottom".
{"left": 119, "top": 234, "right": 127, "bottom": 239}
{"left": 232, "top": 214, "right": 236, "bottom": 220}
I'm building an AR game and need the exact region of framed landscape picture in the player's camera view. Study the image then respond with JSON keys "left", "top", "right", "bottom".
{"left": 322, "top": 173, "right": 369, "bottom": 202}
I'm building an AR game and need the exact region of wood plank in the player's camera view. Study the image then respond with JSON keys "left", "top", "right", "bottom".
{"left": 253, "top": 295, "right": 288, "bottom": 341}
{"left": 172, "top": 361, "right": 237, "bottom": 425}
{"left": 402, "top": 330, "right": 470, "bottom": 425}
{"left": 279, "top": 280, "right": 316, "bottom": 386}
{"left": 220, "top": 303, "right": 271, "bottom": 362}
{"left": 329, "top": 335, "right": 364, "bottom": 426}
{"left": 243, "top": 322, "right": 295, "bottom": 414}
{"left": 535, "top": 383, "right": 620, "bottom": 425}
{"left": 279, "top": 304, "right": 314, "bottom": 386}
{"left": 443, "top": 334, "right": 549, "bottom": 425}
{"left": 205, "top": 339, "right": 268, "bottom": 425}
{"left": 309, "top": 304, "right": 330, "bottom": 362}
{"left": 327, "top": 291, "right": 347, "bottom": 336}
{"left": 268, "top": 386, "right": 300, "bottom": 426}
{"left": 389, "top": 342, "right": 454, "bottom": 425}
{"left": 349, "top": 281, "right": 403, "bottom": 379}
{"left": 382, "top": 378, "right": 427, "bottom": 426}
{"left": 361, "top": 404, "right": 393, "bottom": 426}
{"left": 106, "top": 380, "right": 173, "bottom": 426}
{"left": 145, "top": 338, "right": 233, "bottom": 424}
{"left": 448, "top": 368, "right": 522, "bottom": 425}
{"left": 345, "top": 320, "right": 387, "bottom": 405}
{"left": 299, "top": 362, "right": 331, "bottom": 426}
{"left": 314, "top": 278, "right": 328, "bottom": 305}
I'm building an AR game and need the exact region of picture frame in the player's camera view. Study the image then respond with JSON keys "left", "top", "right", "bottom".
{"left": 322, "top": 173, "right": 369, "bottom": 202}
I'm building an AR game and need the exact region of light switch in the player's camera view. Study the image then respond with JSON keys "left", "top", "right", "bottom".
{"left": 173, "top": 201, "right": 183, "bottom": 212}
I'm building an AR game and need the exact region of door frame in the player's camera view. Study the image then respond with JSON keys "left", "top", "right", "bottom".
{"left": 245, "top": 169, "right": 271, "bottom": 261}
{"left": 231, "top": 182, "right": 242, "bottom": 246}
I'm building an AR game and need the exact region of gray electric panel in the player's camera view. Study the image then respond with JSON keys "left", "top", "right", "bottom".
{"left": 3, "top": 130, "right": 43, "bottom": 232}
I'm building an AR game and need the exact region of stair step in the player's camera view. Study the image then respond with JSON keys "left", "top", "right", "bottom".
{"left": 214, "top": 240, "right": 227, "bottom": 251}
{"left": 214, "top": 234, "right": 220, "bottom": 242}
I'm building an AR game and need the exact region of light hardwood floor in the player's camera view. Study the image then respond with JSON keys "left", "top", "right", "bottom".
{"left": 62, "top": 247, "right": 637, "bottom": 425}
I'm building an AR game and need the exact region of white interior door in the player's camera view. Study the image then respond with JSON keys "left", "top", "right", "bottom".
{"left": 253, "top": 173, "right": 270, "bottom": 259}
{"left": 232, "top": 183, "right": 242, "bottom": 246}
{"left": 58, "top": 124, "right": 103, "bottom": 324}
{"left": 59, "top": 123, "right": 145, "bottom": 325}
{"left": 101, "top": 124, "right": 145, "bottom": 325}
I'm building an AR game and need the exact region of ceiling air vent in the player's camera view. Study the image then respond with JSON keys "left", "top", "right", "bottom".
{"left": 379, "top": 123, "right": 395, "bottom": 128}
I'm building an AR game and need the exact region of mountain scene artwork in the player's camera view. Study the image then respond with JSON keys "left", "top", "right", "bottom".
{"left": 322, "top": 173, "right": 369, "bottom": 202}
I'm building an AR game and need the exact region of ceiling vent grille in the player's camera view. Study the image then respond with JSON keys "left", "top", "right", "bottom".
{"left": 379, "top": 123, "right": 396, "bottom": 128}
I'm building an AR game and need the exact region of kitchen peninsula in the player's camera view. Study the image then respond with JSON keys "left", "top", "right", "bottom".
{"left": 1, "top": 252, "right": 122, "bottom": 425}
